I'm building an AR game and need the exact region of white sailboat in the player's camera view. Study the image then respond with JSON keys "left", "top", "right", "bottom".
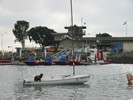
{"left": 23, "top": 75, "right": 90, "bottom": 86}
{"left": 23, "top": 0, "right": 90, "bottom": 86}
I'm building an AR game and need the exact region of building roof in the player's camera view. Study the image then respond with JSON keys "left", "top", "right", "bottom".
{"left": 83, "top": 37, "right": 133, "bottom": 46}
{"left": 65, "top": 25, "right": 86, "bottom": 29}
{"left": 52, "top": 32, "right": 68, "bottom": 36}
{"left": 83, "top": 37, "right": 133, "bottom": 41}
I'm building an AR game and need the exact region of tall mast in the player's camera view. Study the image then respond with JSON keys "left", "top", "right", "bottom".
{"left": 70, "top": 0, "right": 75, "bottom": 75}
{"left": 70, "top": 0, "right": 73, "bottom": 27}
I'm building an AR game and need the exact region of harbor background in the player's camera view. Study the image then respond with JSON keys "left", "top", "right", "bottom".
{"left": 0, "top": 64, "right": 133, "bottom": 100}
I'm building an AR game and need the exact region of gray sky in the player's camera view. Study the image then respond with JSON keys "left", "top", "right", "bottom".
{"left": 0, "top": 0, "right": 133, "bottom": 51}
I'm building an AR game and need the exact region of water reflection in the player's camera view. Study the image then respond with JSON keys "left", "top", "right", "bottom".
{"left": 34, "top": 86, "right": 42, "bottom": 91}
{"left": 21, "top": 84, "right": 90, "bottom": 100}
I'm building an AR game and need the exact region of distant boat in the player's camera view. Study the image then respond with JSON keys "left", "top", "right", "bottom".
{"left": 0, "top": 60, "right": 11, "bottom": 63}
{"left": 24, "top": 57, "right": 52, "bottom": 65}
{"left": 23, "top": 75, "right": 90, "bottom": 86}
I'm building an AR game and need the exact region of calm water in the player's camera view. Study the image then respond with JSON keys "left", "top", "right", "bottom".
{"left": 0, "top": 64, "right": 133, "bottom": 100}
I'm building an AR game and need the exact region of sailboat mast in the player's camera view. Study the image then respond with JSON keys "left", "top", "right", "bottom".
{"left": 70, "top": 0, "right": 75, "bottom": 75}
{"left": 70, "top": 0, "right": 73, "bottom": 26}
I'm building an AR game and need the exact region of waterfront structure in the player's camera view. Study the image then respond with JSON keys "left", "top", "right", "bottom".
{"left": 83, "top": 37, "right": 133, "bottom": 52}
{"left": 52, "top": 25, "right": 86, "bottom": 49}
{"left": 53, "top": 29, "right": 133, "bottom": 52}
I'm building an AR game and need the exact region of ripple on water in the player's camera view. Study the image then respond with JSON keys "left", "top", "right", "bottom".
{"left": 1, "top": 64, "right": 133, "bottom": 99}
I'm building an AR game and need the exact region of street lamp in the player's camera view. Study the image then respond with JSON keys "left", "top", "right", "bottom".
{"left": 1, "top": 33, "right": 7, "bottom": 60}
{"left": 8, "top": 46, "right": 14, "bottom": 62}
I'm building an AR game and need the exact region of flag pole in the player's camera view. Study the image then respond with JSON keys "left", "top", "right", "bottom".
{"left": 123, "top": 21, "right": 127, "bottom": 37}
{"left": 126, "top": 22, "right": 127, "bottom": 37}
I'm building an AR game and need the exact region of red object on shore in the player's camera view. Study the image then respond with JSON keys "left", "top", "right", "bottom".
{"left": 0, "top": 60, "right": 11, "bottom": 63}
{"left": 107, "top": 59, "right": 112, "bottom": 64}
{"left": 97, "top": 49, "right": 103, "bottom": 60}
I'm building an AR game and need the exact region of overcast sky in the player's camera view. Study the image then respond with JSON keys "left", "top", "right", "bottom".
{"left": 0, "top": 0, "right": 133, "bottom": 51}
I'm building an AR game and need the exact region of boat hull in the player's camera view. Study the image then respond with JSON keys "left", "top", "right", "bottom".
{"left": 0, "top": 60, "right": 11, "bottom": 63}
{"left": 24, "top": 61, "right": 52, "bottom": 65}
{"left": 54, "top": 61, "right": 68, "bottom": 65}
{"left": 68, "top": 61, "right": 83, "bottom": 65}
{"left": 23, "top": 75, "right": 90, "bottom": 86}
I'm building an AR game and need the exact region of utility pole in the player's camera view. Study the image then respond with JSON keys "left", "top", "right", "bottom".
{"left": 1, "top": 33, "right": 7, "bottom": 61}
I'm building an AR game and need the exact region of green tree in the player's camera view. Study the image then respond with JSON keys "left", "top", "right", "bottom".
{"left": 13, "top": 20, "right": 29, "bottom": 50}
{"left": 96, "top": 33, "right": 112, "bottom": 38}
{"left": 28, "top": 26, "right": 56, "bottom": 49}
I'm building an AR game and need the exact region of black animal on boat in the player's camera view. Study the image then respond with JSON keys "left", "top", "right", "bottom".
{"left": 34, "top": 74, "right": 43, "bottom": 82}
